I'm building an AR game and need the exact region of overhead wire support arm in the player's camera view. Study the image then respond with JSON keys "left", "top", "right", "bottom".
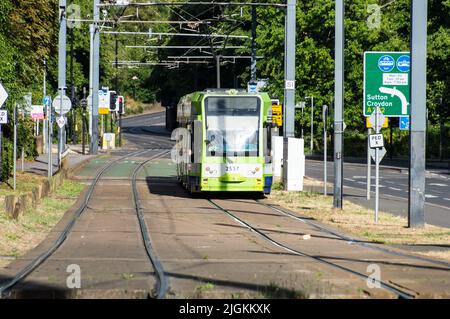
{"left": 102, "top": 30, "right": 250, "bottom": 39}
{"left": 66, "top": 19, "right": 212, "bottom": 25}
{"left": 97, "top": 2, "right": 288, "bottom": 8}
{"left": 166, "top": 55, "right": 263, "bottom": 59}
{"left": 125, "top": 45, "right": 247, "bottom": 49}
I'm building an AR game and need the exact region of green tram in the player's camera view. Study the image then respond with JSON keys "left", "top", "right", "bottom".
{"left": 174, "top": 89, "right": 274, "bottom": 194}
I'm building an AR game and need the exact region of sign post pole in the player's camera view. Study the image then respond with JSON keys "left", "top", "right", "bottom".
{"left": 0, "top": 83, "right": 9, "bottom": 184}
{"left": 48, "top": 98, "right": 53, "bottom": 178}
{"left": 43, "top": 59, "right": 47, "bottom": 154}
{"left": 323, "top": 104, "right": 328, "bottom": 196}
{"left": 13, "top": 104, "right": 17, "bottom": 190}
{"left": 375, "top": 108, "right": 380, "bottom": 223}
{"left": 367, "top": 127, "right": 372, "bottom": 200}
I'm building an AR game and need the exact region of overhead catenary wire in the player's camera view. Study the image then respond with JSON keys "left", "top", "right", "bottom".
{"left": 102, "top": 30, "right": 250, "bottom": 39}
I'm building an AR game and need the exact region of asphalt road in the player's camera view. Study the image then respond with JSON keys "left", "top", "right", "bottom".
{"left": 306, "top": 159, "right": 450, "bottom": 228}
{"left": 121, "top": 111, "right": 173, "bottom": 149}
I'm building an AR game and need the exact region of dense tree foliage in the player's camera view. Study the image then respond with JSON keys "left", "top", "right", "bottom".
{"left": 0, "top": 0, "right": 57, "bottom": 180}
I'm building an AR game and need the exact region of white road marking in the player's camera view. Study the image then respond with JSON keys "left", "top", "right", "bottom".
{"left": 344, "top": 178, "right": 356, "bottom": 182}
{"left": 425, "top": 194, "right": 438, "bottom": 199}
{"left": 443, "top": 198, "right": 450, "bottom": 201}
{"left": 388, "top": 187, "right": 402, "bottom": 191}
{"left": 429, "top": 183, "right": 448, "bottom": 187}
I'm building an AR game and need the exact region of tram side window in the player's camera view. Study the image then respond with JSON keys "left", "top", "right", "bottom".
{"left": 205, "top": 97, "right": 260, "bottom": 157}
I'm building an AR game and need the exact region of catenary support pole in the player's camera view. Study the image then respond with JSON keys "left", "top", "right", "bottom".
{"left": 70, "top": 27, "right": 76, "bottom": 144}
{"left": 90, "top": 1, "right": 100, "bottom": 155}
{"left": 58, "top": 0, "right": 67, "bottom": 169}
{"left": 282, "top": 0, "right": 296, "bottom": 189}
{"left": 216, "top": 55, "right": 221, "bottom": 89}
{"left": 250, "top": 5, "right": 257, "bottom": 81}
{"left": 333, "top": 0, "right": 344, "bottom": 209}
{"left": 408, "top": 0, "right": 428, "bottom": 228}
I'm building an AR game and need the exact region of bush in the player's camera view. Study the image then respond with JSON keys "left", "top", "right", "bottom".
{"left": 1, "top": 139, "right": 13, "bottom": 182}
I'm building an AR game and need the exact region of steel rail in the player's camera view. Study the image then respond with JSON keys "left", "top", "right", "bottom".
{"left": 208, "top": 199, "right": 416, "bottom": 299}
{"left": 131, "top": 151, "right": 171, "bottom": 299}
{"left": 0, "top": 149, "right": 149, "bottom": 297}
{"left": 257, "top": 200, "right": 450, "bottom": 269}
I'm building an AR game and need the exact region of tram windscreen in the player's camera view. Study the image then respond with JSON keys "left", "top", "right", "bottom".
{"left": 205, "top": 96, "right": 260, "bottom": 157}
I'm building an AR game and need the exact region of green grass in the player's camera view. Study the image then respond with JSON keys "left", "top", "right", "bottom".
{"left": 196, "top": 282, "right": 215, "bottom": 292}
{"left": 121, "top": 273, "right": 135, "bottom": 280}
{"left": 55, "top": 180, "right": 85, "bottom": 198}
{"left": 0, "top": 172, "right": 47, "bottom": 196}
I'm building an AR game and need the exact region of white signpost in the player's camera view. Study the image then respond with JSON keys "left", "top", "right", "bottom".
{"left": 0, "top": 83, "right": 8, "bottom": 184}
{"left": 370, "top": 106, "right": 386, "bottom": 223}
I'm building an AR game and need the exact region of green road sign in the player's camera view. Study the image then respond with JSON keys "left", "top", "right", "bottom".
{"left": 363, "top": 52, "right": 410, "bottom": 117}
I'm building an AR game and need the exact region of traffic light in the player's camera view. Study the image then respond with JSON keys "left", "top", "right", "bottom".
{"left": 109, "top": 91, "right": 117, "bottom": 111}
{"left": 118, "top": 96, "right": 124, "bottom": 114}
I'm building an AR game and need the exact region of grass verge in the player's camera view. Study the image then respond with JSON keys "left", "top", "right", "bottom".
{"left": 0, "top": 179, "right": 84, "bottom": 268}
{"left": 268, "top": 180, "right": 450, "bottom": 262}
{"left": 0, "top": 172, "right": 47, "bottom": 196}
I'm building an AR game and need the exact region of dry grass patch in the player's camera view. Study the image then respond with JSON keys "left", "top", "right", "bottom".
{"left": 268, "top": 181, "right": 450, "bottom": 262}
{"left": 0, "top": 179, "right": 84, "bottom": 269}
{"left": 0, "top": 172, "right": 47, "bottom": 196}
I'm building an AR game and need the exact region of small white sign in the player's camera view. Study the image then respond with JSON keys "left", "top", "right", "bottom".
{"left": 369, "top": 109, "right": 386, "bottom": 132}
{"left": 56, "top": 116, "right": 66, "bottom": 128}
{"left": 0, "top": 83, "right": 8, "bottom": 108}
{"left": 53, "top": 95, "right": 72, "bottom": 115}
{"left": 285, "top": 80, "right": 295, "bottom": 90}
{"left": 382, "top": 73, "right": 408, "bottom": 86}
{"left": 31, "top": 105, "right": 44, "bottom": 120}
{"left": 369, "top": 134, "right": 384, "bottom": 149}
{"left": 99, "top": 89, "right": 110, "bottom": 109}
{"left": 0, "top": 110, "right": 7, "bottom": 124}
{"left": 370, "top": 147, "right": 387, "bottom": 164}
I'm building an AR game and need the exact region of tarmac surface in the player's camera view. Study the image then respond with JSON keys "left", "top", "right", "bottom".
{"left": 1, "top": 112, "right": 449, "bottom": 299}
{"left": 305, "top": 159, "right": 450, "bottom": 228}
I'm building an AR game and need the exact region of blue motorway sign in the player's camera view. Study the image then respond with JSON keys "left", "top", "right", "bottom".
{"left": 399, "top": 116, "right": 410, "bottom": 130}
